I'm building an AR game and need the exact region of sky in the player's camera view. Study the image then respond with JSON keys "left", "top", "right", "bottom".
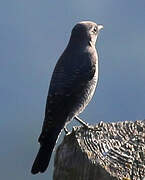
{"left": 0, "top": 0, "right": 145, "bottom": 180}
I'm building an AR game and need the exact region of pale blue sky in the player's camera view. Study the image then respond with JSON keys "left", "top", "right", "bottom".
{"left": 0, "top": 1, "right": 145, "bottom": 179}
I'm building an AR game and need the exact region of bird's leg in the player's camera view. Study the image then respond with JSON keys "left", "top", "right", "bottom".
{"left": 64, "top": 126, "right": 69, "bottom": 135}
{"left": 74, "top": 116, "right": 89, "bottom": 128}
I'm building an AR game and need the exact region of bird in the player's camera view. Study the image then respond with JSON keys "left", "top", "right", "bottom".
{"left": 31, "top": 21, "right": 103, "bottom": 174}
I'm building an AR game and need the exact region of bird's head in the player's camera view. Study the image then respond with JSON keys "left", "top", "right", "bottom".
{"left": 71, "top": 21, "right": 103, "bottom": 47}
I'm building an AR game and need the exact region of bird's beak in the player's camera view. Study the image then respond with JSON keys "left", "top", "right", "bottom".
{"left": 97, "top": 24, "right": 104, "bottom": 31}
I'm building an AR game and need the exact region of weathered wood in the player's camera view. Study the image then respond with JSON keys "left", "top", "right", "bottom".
{"left": 53, "top": 120, "right": 145, "bottom": 180}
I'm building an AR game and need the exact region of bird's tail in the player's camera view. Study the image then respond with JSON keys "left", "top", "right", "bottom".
{"left": 31, "top": 124, "right": 63, "bottom": 174}
{"left": 31, "top": 102, "right": 67, "bottom": 174}
{"left": 31, "top": 142, "right": 55, "bottom": 174}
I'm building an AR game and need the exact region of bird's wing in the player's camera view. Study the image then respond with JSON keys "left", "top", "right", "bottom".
{"left": 49, "top": 50, "right": 97, "bottom": 95}
{"left": 39, "top": 50, "right": 97, "bottom": 144}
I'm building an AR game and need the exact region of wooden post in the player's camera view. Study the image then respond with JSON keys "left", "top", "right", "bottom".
{"left": 53, "top": 120, "right": 145, "bottom": 180}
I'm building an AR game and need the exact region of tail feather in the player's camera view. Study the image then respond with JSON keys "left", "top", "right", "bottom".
{"left": 31, "top": 113, "right": 66, "bottom": 174}
{"left": 31, "top": 144, "right": 54, "bottom": 174}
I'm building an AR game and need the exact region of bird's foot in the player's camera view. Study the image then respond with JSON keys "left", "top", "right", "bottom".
{"left": 74, "top": 116, "right": 89, "bottom": 128}
{"left": 64, "top": 127, "right": 70, "bottom": 135}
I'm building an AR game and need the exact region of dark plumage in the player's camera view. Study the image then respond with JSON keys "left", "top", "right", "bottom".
{"left": 31, "top": 21, "right": 103, "bottom": 174}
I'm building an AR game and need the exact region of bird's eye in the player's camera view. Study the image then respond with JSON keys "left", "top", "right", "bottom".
{"left": 93, "top": 27, "right": 97, "bottom": 33}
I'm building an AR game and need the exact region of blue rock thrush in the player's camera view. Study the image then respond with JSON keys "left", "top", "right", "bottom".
{"left": 31, "top": 21, "right": 103, "bottom": 174}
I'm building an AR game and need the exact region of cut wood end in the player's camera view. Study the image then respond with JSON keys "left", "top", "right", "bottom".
{"left": 53, "top": 120, "right": 145, "bottom": 180}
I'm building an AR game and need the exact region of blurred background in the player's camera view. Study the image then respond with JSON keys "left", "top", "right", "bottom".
{"left": 0, "top": 0, "right": 145, "bottom": 179}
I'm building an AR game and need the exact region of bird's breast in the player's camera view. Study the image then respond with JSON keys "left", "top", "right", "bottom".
{"left": 68, "top": 60, "right": 99, "bottom": 119}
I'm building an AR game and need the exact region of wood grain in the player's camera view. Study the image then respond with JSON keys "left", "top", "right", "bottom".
{"left": 53, "top": 120, "right": 145, "bottom": 180}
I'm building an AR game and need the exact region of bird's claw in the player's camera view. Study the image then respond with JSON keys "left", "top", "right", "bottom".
{"left": 64, "top": 127, "right": 70, "bottom": 135}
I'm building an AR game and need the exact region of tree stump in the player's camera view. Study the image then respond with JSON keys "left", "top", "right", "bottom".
{"left": 53, "top": 120, "right": 145, "bottom": 180}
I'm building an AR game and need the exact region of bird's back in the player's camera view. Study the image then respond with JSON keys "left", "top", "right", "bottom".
{"left": 48, "top": 45, "right": 99, "bottom": 119}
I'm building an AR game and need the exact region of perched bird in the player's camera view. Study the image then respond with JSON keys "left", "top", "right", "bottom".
{"left": 31, "top": 21, "right": 103, "bottom": 174}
